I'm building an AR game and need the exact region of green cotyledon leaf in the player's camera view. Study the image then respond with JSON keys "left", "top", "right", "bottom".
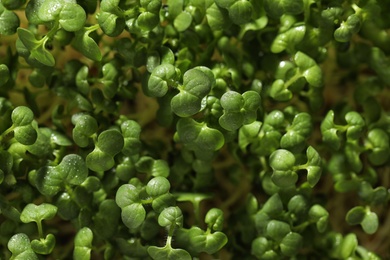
{"left": 176, "top": 118, "right": 224, "bottom": 159}
{"left": 8, "top": 233, "right": 38, "bottom": 260}
{"left": 171, "top": 67, "right": 213, "bottom": 117}
{"left": 0, "top": 6, "right": 19, "bottom": 35}
{"left": 20, "top": 203, "right": 57, "bottom": 224}
{"left": 73, "top": 227, "right": 93, "bottom": 260}
{"left": 34, "top": 154, "right": 88, "bottom": 196}
{"left": 280, "top": 112, "right": 312, "bottom": 150}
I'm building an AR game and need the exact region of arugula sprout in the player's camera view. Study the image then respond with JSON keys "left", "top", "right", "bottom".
{"left": 1, "top": 0, "right": 389, "bottom": 259}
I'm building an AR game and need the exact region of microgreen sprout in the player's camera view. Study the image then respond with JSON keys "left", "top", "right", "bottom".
{"left": 0, "top": 0, "right": 389, "bottom": 259}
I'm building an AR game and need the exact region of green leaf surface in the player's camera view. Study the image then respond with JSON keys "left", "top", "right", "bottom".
{"left": 205, "top": 208, "right": 224, "bottom": 232}
{"left": 147, "top": 64, "right": 178, "bottom": 97}
{"left": 0, "top": 6, "right": 20, "bottom": 35}
{"left": 189, "top": 227, "right": 228, "bottom": 254}
{"left": 31, "top": 234, "right": 56, "bottom": 255}
{"left": 346, "top": 206, "right": 365, "bottom": 225}
{"left": 174, "top": 11, "right": 192, "bottom": 32}
{"left": 176, "top": 118, "right": 224, "bottom": 159}
{"left": 339, "top": 233, "right": 357, "bottom": 259}
{"left": 115, "top": 184, "right": 140, "bottom": 208}
{"left": 121, "top": 203, "right": 146, "bottom": 229}
{"left": 206, "top": 3, "right": 231, "bottom": 31}
{"left": 171, "top": 67, "right": 213, "bottom": 117}
{"left": 261, "top": 193, "right": 283, "bottom": 217}
{"left": 334, "top": 14, "right": 361, "bottom": 42}
{"left": 345, "top": 111, "right": 365, "bottom": 140}
{"left": 147, "top": 245, "right": 191, "bottom": 260}
{"left": 74, "top": 227, "right": 93, "bottom": 260}
{"left": 228, "top": 1, "right": 253, "bottom": 25}
{"left": 294, "top": 51, "right": 322, "bottom": 87}
{"left": 281, "top": 112, "right": 312, "bottom": 150}
{"left": 320, "top": 110, "right": 341, "bottom": 150}
{"left": 280, "top": 232, "right": 303, "bottom": 256}
{"left": 158, "top": 206, "right": 183, "bottom": 228}
{"left": 266, "top": 220, "right": 291, "bottom": 242}
{"left": 20, "top": 203, "right": 58, "bottom": 224}
{"left": 264, "top": 0, "right": 304, "bottom": 18}
{"left": 35, "top": 154, "right": 88, "bottom": 196}
{"left": 8, "top": 233, "right": 38, "bottom": 260}
{"left": 72, "top": 113, "right": 98, "bottom": 148}
{"left": 271, "top": 25, "right": 306, "bottom": 53}
{"left": 73, "top": 27, "right": 102, "bottom": 61}
{"left": 59, "top": 3, "right": 86, "bottom": 32}
{"left": 361, "top": 211, "right": 378, "bottom": 234}
{"left": 146, "top": 177, "right": 171, "bottom": 197}
{"left": 98, "top": 11, "right": 125, "bottom": 37}
{"left": 0, "top": 64, "right": 10, "bottom": 86}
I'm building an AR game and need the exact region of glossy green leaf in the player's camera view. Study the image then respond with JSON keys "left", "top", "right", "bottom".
{"left": 137, "top": 12, "right": 159, "bottom": 31}
{"left": 74, "top": 227, "right": 93, "bottom": 260}
{"left": 86, "top": 130, "right": 124, "bottom": 172}
{"left": 339, "top": 233, "right": 357, "bottom": 259}
{"left": 17, "top": 28, "right": 55, "bottom": 67}
{"left": 158, "top": 206, "right": 183, "bottom": 228}
{"left": 121, "top": 203, "right": 146, "bottom": 229}
{"left": 151, "top": 193, "right": 176, "bottom": 213}
{"left": 0, "top": 5, "right": 19, "bottom": 35}
{"left": 366, "top": 128, "right": 390, "bottom": 165}
{"left": 309, "top": 204, "right": 329, "bottom": 233}
{"left": 1, "top": 0, "right": 26, "bottom": 10}
{"left": 345, "top": 111, "right": 365, "bottom": 140}
{"left": 287, "top": 195, "right": 308, "bottom": 217}
{"left": 361, "top": 211, "right": 378, "bottom": 234}
{"left": 320, "top": 110, "right": 341, "bottom": 150}
{"left": 271, "top": 25, "right": 306, "bottom": 53}
{"left": 370, "top": 47, "right": 390, "bottom": 85}
{"left": 269, "top": 79, "right": 292, "bottom": 101}
{"left": 98, "top": 11, "right": 125, "bottom": 37}
{"left": 294, "top": 51, "right": 322, "bottom": 87}
{"left": 205, "top": 208, "right": 224, "bottom": 232}
{"left": 251, "top": 237, "right": 270, "bottom": 258}
{"left": 0, "top": 64, "right": 10, "bottom": 86}
{"left": 346, "top": 206, "right": 365, "bottom": 225}
{"left": 334, "top": 14, "right": 361, "bottom": 43}
{"left": 59, "top": 3, "right": 86, "bottom": 32}
{"left": 72, "top": 113, "right": 98, "bottom": 148}
{"left": 37, "top": 0, "right": 64, "bottom": 22}
{"left": 280, "top": 232, "right": 303, "bottom": 256}
{"left": 8, "top": 233, "right": 38, "bottom": 260}
{"left": 115, "top": 184, "right": 141, "bottom": 208}
{"left": 176, "top": 118, "right": 224, "bottom": 159}
{"left": 35, "top": 154, "right": 88, "bottom": 196}
{"left": 73, "top": 27, "right": 102, "bottom": 61}
{"left": 146, "top": 176, "right": 171, "bottom": 197}
{"left": 264, "top": 0, "right": 304, "bottom": 18}
{"left": 305, "top": 146, "right": 322, "bottom": 187}
{"left": 269, "top": 149, "right": 297, "bottom": 187}
{"left": 206, "top": 3, "right": 231, "bottom": 31}
{"left": 171, "top": 67, "right": 213, "bottom": 117}
{"left": 135, "top": 156, "right": 170, "bottom": 177}
{"left": 281, "top": 112, "right": 312, "bottom": 150}
{"left": 147, "top": 245, "right": 191, "bottom": 260}
{"left": 261, "top": 193, "right": 283, "bottom": 217}
{"left": 266, "top": 220, "right": 291, "bottom": 242}
{"left": 20, "top": 203, "right": 58, "bottom": 224}
{"left": 174, "top": 11, "right": 192, "bottom": 32}
{"left": 188, "top": 227, "right": 228, "bottom": 254}
{"left": 31, "top": 234, "right": 56, "bottom": 255}
{"left": 147, "top": 64, "right": 179, "bottom": 97}
{"left": 228, "top": 1, "right": 253, "bottom": 25}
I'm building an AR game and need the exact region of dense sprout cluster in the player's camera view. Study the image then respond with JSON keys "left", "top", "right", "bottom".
{"left": 0, "top": 0, "right": 389, "bottom": 259}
